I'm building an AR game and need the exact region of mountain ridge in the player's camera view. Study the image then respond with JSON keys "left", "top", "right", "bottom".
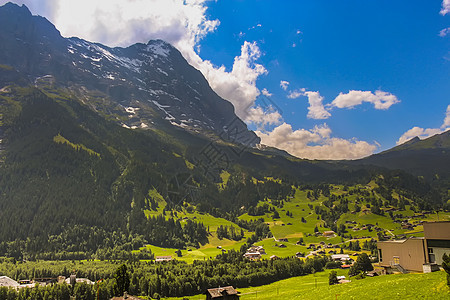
{"left": 354, "top": 130, "right": 450, "bottom": 180}
{"left": 0, "top": 2, "right": 259, "bottom": 146}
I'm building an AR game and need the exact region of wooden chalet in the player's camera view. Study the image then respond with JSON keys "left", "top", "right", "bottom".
{"left": 206, "top": 286, "right": 239, "bottom": 300}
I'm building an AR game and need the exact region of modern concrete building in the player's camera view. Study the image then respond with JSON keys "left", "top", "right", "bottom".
{"left": 377, "top": 221, "right": 450, "bottom": 273}
{"left": 423, "top": 221, "right": 450, "bottom": 265}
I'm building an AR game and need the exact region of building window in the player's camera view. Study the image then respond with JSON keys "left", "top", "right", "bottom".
{"left": 428, "top": 248, "right": 435, "bottom": 263}
{"left": 378, "top": 249, "right": 382, "bottom": 261}
{"left": 393, "top": 256, "right": 400, "bottom": 265}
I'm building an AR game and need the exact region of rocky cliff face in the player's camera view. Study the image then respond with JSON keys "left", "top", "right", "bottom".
{"left": 0, "top": 2, "right": 259, "bottom": 146}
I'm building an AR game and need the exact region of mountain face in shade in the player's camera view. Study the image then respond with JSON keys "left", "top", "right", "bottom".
{"left": 0, "top": 2, "right": 259, "bottom": 146}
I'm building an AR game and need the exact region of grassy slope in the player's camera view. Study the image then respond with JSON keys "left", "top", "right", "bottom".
{"left": 168, "top": 270, "right": 450, "bottom": 300}
{"left": 138, "top": 179, "right": 450, "bottom": 262}
{"left": 138, "top": 188, "right": 251, "bottom": 263}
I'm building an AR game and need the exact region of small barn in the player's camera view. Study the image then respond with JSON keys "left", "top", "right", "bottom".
{"left": 206, "top": 286, "right": 239, "bottom": 300}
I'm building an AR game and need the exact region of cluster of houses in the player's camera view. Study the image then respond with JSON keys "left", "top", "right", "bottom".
{"left": 344, "top": 221, "right": 384, "bottom": 233}
{"left": 0, "top": 274, "right": 93, "bottom": 290}
{"left": 331, "top": 254, "right": 354, "bottom": 269}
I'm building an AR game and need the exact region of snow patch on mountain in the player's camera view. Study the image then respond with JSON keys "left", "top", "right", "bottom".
{"left": 147, "top": 41, "right": 171, "bottom": 58}
{"left": 125, "top": 107, "right": 140, "bottom": 114}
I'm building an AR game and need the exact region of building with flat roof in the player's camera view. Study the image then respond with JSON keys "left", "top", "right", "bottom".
{"left": 377, "top": 221, "right": 450, "bottom": 273}
{"left": 423, "top": 221, "right": 450, "bottom": 265}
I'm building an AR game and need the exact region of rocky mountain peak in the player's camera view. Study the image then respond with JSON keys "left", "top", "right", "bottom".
{"left": 0, "top": 2, "right": 259, "bottom": 146}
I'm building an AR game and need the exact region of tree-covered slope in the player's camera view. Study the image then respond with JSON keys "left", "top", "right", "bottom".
{"left": 353, "top": 130, "right": 450, "bottom": 183}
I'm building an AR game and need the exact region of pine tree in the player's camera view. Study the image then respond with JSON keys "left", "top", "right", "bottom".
{"left": 329, "top": 270, "right": 339, "bottom": 285}
{"left": 114, "top": 264, "right": 130, "bottom": 296}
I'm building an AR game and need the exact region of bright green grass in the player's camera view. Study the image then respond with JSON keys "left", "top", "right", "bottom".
{"left": 139, "top": 197, "right": 251, "bottom": 263}
{"left": 238, "top": 188, "right": 331, "bottom": 240}
{"left": 217, "top": 170, "right": 230, "bottom": 190}
{"left": 138, "top": 235, "right": 249, "bottom": 264}
{"left": 53, "top": 133, "right": 100, "bottom": 158}
{"left": 167, "top": 270, "right": 449, "bottom": 300}
{"left": 253, "top": 238, "right": 307, "bottom": 257}
{"left": 141, "top": 183, "right": 450, "bottom": 264}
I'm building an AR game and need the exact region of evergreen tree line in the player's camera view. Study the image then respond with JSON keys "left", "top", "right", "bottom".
{"left": 0, "top": 213, "right": 209, "bottom": 260}
{"left": 216, "top": 225, "right": 244, "bottom": 241}
{"left": 0, "top": 252, "right": 328, "bottom": 299}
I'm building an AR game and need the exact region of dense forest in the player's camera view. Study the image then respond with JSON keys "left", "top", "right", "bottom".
{"left": 0, "top": 251, "right": 329, "bottom": 299}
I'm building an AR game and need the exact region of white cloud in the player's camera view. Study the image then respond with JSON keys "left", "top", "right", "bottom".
{"left": 441, "top": 0, "right": 450, "bottom": 15}
{"left": 246, "top": 106, "right": 282, "bottom": 129}
{"left": 256, "top": 123, "right": 377, "bottom": 160}
{"left": 287, "top": 88, "right": 331, "bottom": 120}
{"left": 287, "top": 89, "right": 330, "bottom": 119}
{"left": 280, "top": 80, "right": 290, "bottom": 91}
{"left": 194, "top": 41, "right": 268, "bottom": 121}
{"left": 396, "top": 105, "right": 450, "bottom": 145}
{"left": 287, "top": 89, "right": 303, "bottom": 99}
{"left": 261, "top": 88, "right": 272, "bottom": 97}
{"left": 439, "top": 27, "right": 450, "bottom": 37}
{"left": 396, "top": 127, "right": 444, "bottom": 145}
{"left": 303, "top": 91, "right": 331, "bottom": 120}
{"left": 332, "top": 90, "right": 400, "bottom": 110}
{"left": 443, "top": 104, "right": 450, "bottom": 128}
{"left": 2, "top": 1, "right": 272, "bottom": 124}
{"left": 3, "top": 0, "right": 219, "bottom": 49}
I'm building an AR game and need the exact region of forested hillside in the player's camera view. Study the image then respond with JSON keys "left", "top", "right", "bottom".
{"left": 0, "top": 2, "right": 448, "bottom": 264}
{"left": 1, "top": 84, "right": 446, "bottom": 260}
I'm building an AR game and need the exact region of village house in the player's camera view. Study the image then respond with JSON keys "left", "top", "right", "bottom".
{"left": 243, "top": 252, "right": 261, "bottom": 260}
{"left": 64, "top": 276, "right": 93, "bottom": 285}
{"left": 243, "top": 245, "right": 266, "bottom": 260}
{"left": 206, "top": 286, "right": 239, "bottom": 300}
{"left": 155, "top": 256, "right": 173, "bottom": 262}
{"left": 323, "top": 230, "right": 335, "bottom": 237}
{"left": 331, "top": 254, "right": 350, "bottom": 262}
{"left": 377, "top": 221, "right": 450, "bottom": 273}
{"left": 247, "top": 245, "right": 266, "bottom": 254}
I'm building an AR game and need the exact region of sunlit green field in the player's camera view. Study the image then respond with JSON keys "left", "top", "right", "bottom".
{"left": 168, "top": 270, "right": 450, "bottom": 300}
{"left": 137, "top": 184, "right": 450, "bottom": 263}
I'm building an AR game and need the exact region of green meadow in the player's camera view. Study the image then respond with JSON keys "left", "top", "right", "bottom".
{"left": 136, "top": 182, "right": 450, "bottom": 263}
{"left": 168, "top": 270, "right": 450, "bottom": 300}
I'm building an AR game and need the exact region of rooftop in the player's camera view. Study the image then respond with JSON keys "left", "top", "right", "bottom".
{"left": 207, "top": 286, "right": 238, "bottom": 298}
{"left": 0, "top": 276, "right": 19, "bottom": 287}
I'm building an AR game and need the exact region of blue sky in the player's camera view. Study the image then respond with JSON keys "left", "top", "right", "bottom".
{"left": 2, "top": 0, "right": 449, "bottom": 159}
{"left": 199, "top": 1, "right": 450, "bottom": 155}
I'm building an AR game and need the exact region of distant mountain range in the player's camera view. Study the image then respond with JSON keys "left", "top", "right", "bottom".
{"left": 355, "top": 130, "right": 450, "bottom": 181}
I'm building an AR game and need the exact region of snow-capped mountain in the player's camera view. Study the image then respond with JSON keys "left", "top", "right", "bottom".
{"left": 0, "top": 2, "right": 259, "bottom": 145}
